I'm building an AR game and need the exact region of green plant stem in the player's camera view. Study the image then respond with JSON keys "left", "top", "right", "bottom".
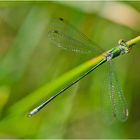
{"left": 6, "top": 35, "right": 140, "bottom": 116}
{"left": 127, "top": 36, "right": 140, "bottom": 47}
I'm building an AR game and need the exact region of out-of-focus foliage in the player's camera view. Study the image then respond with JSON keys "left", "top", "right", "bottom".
{"left": 0, "top": 1, "right": 140, "bottom": 139}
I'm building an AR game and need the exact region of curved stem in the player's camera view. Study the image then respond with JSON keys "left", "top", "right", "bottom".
{"left": 8, "top": 35, "right": 140, "bottom": 117}
{"left": 127, "top": 36, "right": 140, "bottom": 47}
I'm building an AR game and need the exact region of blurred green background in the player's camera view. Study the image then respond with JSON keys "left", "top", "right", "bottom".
{"left": 0, "top": 1, "right": 140, "bottom": 139}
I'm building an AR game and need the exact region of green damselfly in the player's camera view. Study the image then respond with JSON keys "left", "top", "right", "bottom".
{"left": 28, "top": 17, "right": 135, "bottom": 121}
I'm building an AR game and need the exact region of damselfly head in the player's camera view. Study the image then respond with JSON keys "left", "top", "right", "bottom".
{"left": 118, "top": 39, "right": 131, "bottom": 54}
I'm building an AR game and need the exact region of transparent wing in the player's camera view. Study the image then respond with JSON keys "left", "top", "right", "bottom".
{"left": 108, "top": 61, "right": 128, "bottom": 122}
{"left": 100, "top": 63, "right": 115, "bottom": 123}
{"left": 47, "top": 17, "right": 103, "bottom": 55}
{"left": 101, "top": 62, "right": 128, "bottom": 123}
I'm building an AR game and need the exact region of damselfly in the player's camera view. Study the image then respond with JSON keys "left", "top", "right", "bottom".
{"left": 28, "top": 17, "right": 134, "bottom": 121}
